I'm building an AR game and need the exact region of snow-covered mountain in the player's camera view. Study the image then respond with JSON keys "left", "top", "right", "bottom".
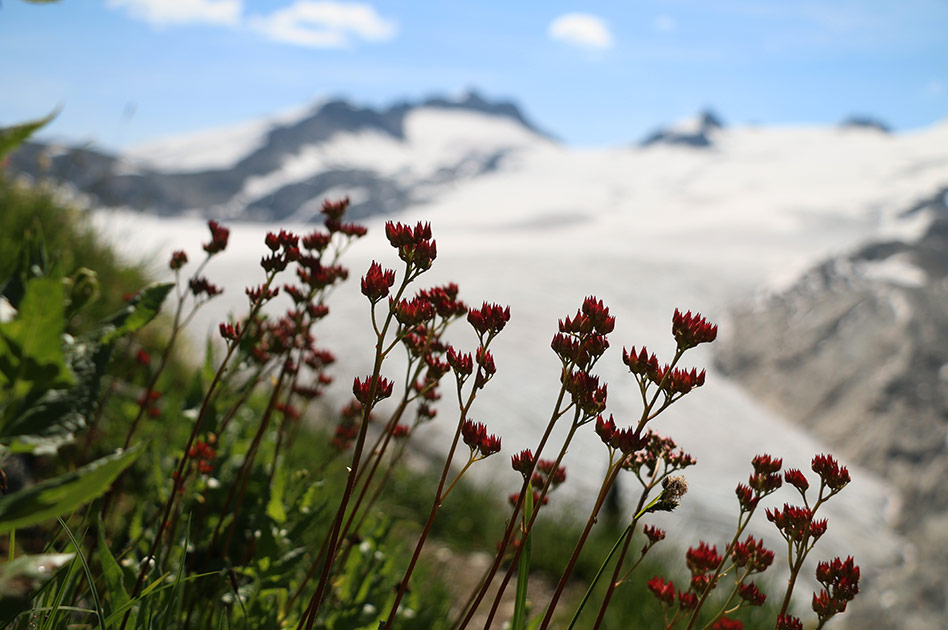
{"left": 15, "top": 93, "right": 948, "bottom": 627}
{"left": 9, "top": 91, "right": 552, "bottom": 221}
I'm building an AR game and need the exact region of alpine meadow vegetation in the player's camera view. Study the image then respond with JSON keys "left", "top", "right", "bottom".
{"left": 0, "top": 113, "right": 862, "bottom": 630}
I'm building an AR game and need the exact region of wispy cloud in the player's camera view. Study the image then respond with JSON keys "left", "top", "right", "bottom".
{"left": 548, "top": 13, "right": 613, "bottom": 50}
{"left": 248, "top": 2, "right": 397, "bottom": 48}
{"left": 106, "top": 0, "right": 397, "bottom": 49}
{"left": 105, "top": 0, "right": 243, "bottom": 27}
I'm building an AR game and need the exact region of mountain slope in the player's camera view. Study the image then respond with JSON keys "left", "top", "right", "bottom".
{"left": 715, "top": 185, "right": 948, "bottom": 628}
{"left": 8, "top": 91, "right": 552, "bottom": 221}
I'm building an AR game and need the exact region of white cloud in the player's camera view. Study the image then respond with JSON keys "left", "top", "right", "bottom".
{"left": 249, "top": 2, "right": 397, "bottom": 49}
{"left": 548, "top": 13, "right": 613, "bottom": 50}
{"left": 652, "top": 14, "right": 677, "bottom": 33}
{"left": 105, "top": 0, "right": 242, "bottom": 27}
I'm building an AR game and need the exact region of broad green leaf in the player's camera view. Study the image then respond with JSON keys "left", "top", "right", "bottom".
{"left": 0, "top": 110, "right": 57, "bottom": 160}
{"left": 2, "top": 333, "right": 114, "bottom": 453}
{"left": 0, "top": 276, "right": 74, "bottom": 393}
{"left": 0, "top": 445, "right": 141, "bottom": 533}
{"left": 101, "top": 282, "right": 174, "bottom": 344}
{"left": 96, "top": 516, "right": 130, "bottom": 618}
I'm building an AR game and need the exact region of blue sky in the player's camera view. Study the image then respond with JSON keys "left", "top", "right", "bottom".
{"left": 1, "top": 0, "right": 946, "bottom": 149}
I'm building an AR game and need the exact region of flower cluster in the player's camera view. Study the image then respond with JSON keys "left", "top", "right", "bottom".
{"left": 361, "top": 262, "right": 396, "bottom": 303}
{"left": 812, "top": 453, "right": 851, "bottom": 492}
{"left": 187, "top": 438, "right": 217, "bottom": 474}
{"left": 136, "top": 390, "right": 162, "bottom": 419}
{"left": 731, "top": 535, "right": 775, "bottom": 574}
{"left": 622, "top": 431, "right": 696, "bottom": 480}
{"left": 467, "top": 302, "right": 511, "bottom": 337}
{"left": 461, "top": 420, "right": 501, "bottom": 459}
{"left": 203, "top": 220, "right": 230, "bottom": 254}
{"left": 813, "top": 556, "right": 860, "bottom": 622}
{"left": 766, "top": 504, "right": 828, "bottom": 543}
{"left": 189, "top": 276, "right": 222, "bottom": 298}
{"left": 735, "top": 454, "right": 783, "bottom": 511}
{"left": 671, "top": 308, "right": 718, "bottom": 350}
{"left": 385, "top": 221, "right": 437, "bottom": 270}
{"left": 685, "top": 541, "right": 723, "bottom": 592}
{"left": 352, "top": 375, "right": 394, "bottom": 406}
{"left": 169, "top": 249, "right": 188, "bottom": 270}
{"left": 563, "top": 370, "right": 608, "bottom": 417}
{"left": 594, "top": 414, "right": 644, "bottom": 455}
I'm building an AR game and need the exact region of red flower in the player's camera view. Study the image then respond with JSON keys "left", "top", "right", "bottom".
{"left": 647, "top": 576, "right": 676, "bottom": 606}
{"left": 644, "top": 524, "right": 666, "bottom": 544}
{"left": 671, "top": 308, "right": 718, "bottom": 350}
{"left": 135, "top": 348, "right": 151, "bottom": 366}
{"left": 189, "top": 276, "right": 222, "bottom": 297}
{"left": 811, "top": 454, "right": 851, "bottom": 491}
{"left": 394, "top": 296, "right": 435, "bottom": 327}
{"left": 219, "top": 322, "right": 240, "bottom": 341}
{"left": 731, "top": 535, "right": 774, "bottom": 573}
{"left": 751, "top": 453, "right": 782, "bottom": 475}
{"left": 321, "top": 197, "right": 350, "bottom": 222}
{"left": 246, "top": 284, "right": 279, "bottom": 304}
{"left": 384, "top": 221, "right": 437, "bottom": 269}
{"left": 511, "top": 449, "right": 535, "bottom": 476}
{"left": 775, "top": 614, "right": 803, "bottom": 630}
{"left": 678, "top": 590, "right": 698, "bottom": 610}
{"left": 392, "top": 424, "right": 411, "bottom": 439}
{"left": 767, "top": 504, "right": 827, "bottom": 543}
{"left": 461, "top": 420, "right": 501, "bottom": 458}
{"left": 737, "top": 582, "right": 766, "bottom": 606}
{"left": 203, "top": 220, "right": 229, "bottom": 254}
{"left": 467, "top": 302, "right": 511, "bottom": 335}
{"left": 360, "top": 261, "right": 396, "bottom": 302}
{"left": 302, "top": 230, "right": 331, "bottom": 252}
{"left": 169, "top": 249, "right": 188, "bottom": 270}
{"left": 446, "top": 347, "right": 473, "bottom": 377}
{"left": 352, "top": 375, "right": 394, "bottom": 406}
{"left": 711, "top": 618, "right": 742, "bottom": 630}
{"left": 784, "top": 468, "right": 809, "bottom": 494}
{"left": 686, "top": 541, "right": 722, "bottom": 577}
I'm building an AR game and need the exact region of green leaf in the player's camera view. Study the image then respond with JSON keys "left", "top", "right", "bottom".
{"left": 58, "top": 518, "right": 107, "bottom": 630}
{"left": 0, "top": 445, "right": 141, "bottom": 533}
{"left": 0, "top": 276, "right": 73, "bottom": 393}
{"left": 96, "top": 515, "right": 130, "bottom": 618}
{"left": 266, "top": 465, "right": 288, "bottom": 524}
{"left": 101, "top": 282, "right": 174, "bottom": 344}
{"left": 2, "top": 332, "right": 114, "bottom": 453}
{"left": 511, "top": 489, "right": 534, "bottom": 630}
{"left": 0, "top": 110, "right": 57, "bottom": 161}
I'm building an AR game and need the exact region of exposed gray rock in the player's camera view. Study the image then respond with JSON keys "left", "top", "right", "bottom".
{"left": 640, "top": 109, "right": 724, "bottom": 148}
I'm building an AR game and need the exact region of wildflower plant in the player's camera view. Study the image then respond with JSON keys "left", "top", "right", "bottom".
{"left": 0, "top": 124, "right": 864, "bottom": 630}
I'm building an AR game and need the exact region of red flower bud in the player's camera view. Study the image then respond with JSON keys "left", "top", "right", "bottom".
{"left": 671, "top": 308, "right": 718, "bottom": 350}
{"left": 647, "top": 576, "right": 675, "bottom": 606}
{"left": 203, "top": 220, "right": 229, "bottom": 254}
{"left": 360, "top": 261, "right": 396, "bottom": 302}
